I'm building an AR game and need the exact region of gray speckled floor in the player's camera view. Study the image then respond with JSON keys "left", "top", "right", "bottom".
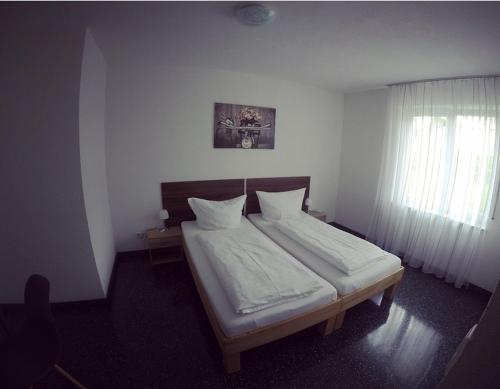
{"left": 36, "top": 258, "right": 486, "bottom": 388}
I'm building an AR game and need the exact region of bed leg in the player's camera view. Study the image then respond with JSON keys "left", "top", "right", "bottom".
{"left": 384, "top": 281, "right": 400, "bottom": 300}
{"left": 223, "top": 352, "right": 240, "bottom": 373}
{"left": 317, "top": 317, "right": 336, "bottom": 336}
{"left": 333, "top": 310, "right": 346, "bottom": 330}
{"left": 318, "top": 310, "right": 346, "bottom": 336}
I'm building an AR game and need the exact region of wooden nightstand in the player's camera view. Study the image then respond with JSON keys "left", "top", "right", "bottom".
{"left": 146, "top": 226, "right": 184, "bottom": 265}
{"left": 308, "top": 210, "right": 327, "bottom": 222}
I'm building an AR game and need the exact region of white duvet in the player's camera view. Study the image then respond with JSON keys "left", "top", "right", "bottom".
{"left": 197, "top": 223, "right": 324, "bottom": 314}
{"left": 274, "top": 213, "right": 386, "bottom": 275}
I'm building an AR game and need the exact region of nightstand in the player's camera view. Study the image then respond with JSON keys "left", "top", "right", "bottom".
{"left": 308, "top": 210, "right": 327, "bottom": 222}
{"left": 146, "top": 226, "right": 184, "bottom": 265}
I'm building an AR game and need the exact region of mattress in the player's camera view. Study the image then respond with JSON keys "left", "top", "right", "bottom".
{"left": 247, "top": 213, "right": 402, "bottom": 295}
{"left": 181, "top": 218, "right": 337, "bottom": 337}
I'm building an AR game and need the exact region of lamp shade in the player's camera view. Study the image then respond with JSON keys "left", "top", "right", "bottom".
{"left": 159, "top": 209, "right": 169, "bottom": 220}
{"left": 305, "top": 198, "right": 312, "bottom": 207}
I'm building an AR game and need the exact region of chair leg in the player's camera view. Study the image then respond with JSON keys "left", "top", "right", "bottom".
{"left": 54, "top": 364, "right": 87, "bottom": 389}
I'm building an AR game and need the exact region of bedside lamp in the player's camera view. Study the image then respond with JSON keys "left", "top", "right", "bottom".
{"left": 305, "top": 198, "right": 312, "bottom": 213}
{"left": 159, "top": 209, "right": 169, "bottom": 232}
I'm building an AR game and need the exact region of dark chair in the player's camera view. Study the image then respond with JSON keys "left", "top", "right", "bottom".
{"left": 0, "top": 275, "right": 86, "bottom": 389}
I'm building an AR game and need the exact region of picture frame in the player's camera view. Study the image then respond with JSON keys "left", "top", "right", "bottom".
{"left": 213, "top": 103, "right": 276, "bottom": 149}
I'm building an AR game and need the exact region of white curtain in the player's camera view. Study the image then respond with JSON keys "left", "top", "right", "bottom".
{"left": 368, "top": 77, "right": 500, "bottom": 287}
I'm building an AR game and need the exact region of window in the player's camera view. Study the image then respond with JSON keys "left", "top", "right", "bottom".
{"left": 402, "top": 114, "right": 497, "bottom": 228}
{"left": 370, "top": 78, "right": 500, "bottom": 287}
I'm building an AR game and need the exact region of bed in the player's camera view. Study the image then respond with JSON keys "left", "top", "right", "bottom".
{"left": 162, "top": 179, "right": 343, "bottom": 373}
{"left": 248, "top": 212, "right": 402, "bottom": 295}
{"left": 245, "top": 176, "right": 405, "bottom": 328}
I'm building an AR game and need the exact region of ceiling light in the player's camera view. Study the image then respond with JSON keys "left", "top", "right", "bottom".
{"left": 235, "top": 4, "right": 276, "bottom": 26}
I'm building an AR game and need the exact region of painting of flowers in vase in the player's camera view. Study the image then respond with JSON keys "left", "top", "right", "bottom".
{"left": 213, "top": 102, "right": 276, "bottom": 149}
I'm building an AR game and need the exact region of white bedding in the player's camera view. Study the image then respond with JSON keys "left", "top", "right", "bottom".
{"left": 274, "top": 214, "right": 385, "bottom": 275}
{"left": 197, "top": 224, "right": 324, "bottom": 314}
{"left": 182, "top": 218, "right": 337, "bottom": 337}
{"left": 248, "top": 213, "right": 401, "bottom": 295}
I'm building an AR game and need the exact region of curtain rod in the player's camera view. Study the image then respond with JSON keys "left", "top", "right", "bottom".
{"left": 387, "top": 74, "right": 500, "bottom": 87}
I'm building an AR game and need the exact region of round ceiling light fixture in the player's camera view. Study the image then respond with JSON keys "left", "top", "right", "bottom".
{"left": 235, "top": 3, "right": 276, "bottom": 26}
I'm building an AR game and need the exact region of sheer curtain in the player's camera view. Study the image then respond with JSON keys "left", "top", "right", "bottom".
{"left": 368, "top": 77, "right": 500, "bottom": 287}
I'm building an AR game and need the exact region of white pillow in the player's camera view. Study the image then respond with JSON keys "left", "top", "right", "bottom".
{"left": 188, "top": 195, "right": 246, "bottom": 230}
{"left": 256, "top": 188, "right": 306, "bottom": 221}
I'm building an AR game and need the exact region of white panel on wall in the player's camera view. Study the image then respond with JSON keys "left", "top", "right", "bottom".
{"left": 80, "top": 29, "right": 116, "bottom": 294}
{"left": 0, "top": 28, "right": 104, "bottom": 303}
{"left": 336, "top": 88, "right": 388, "bottom": 235}
{"left": 105, "top": 65, "right": 344, "bottom": 252}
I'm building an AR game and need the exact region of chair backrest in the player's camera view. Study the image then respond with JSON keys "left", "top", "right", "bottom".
{"left": 24, "top": 274, "right": 53, "bottom": 322}
{"left": 0, "top": 275, "right": 61, "bottom": 388}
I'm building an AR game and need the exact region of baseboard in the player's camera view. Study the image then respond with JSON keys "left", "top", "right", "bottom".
{"left": 467, "top": 283, "right": 493, "bottom": 301}
{"left": 116, "top": 249, "right": 148, "bottom": 260}
{"left": 2, "top": 298, "right": 109, "bottom": 316}
{"left": 2, "top": 253, "right": 124, "bottom": 314}
{"left": 3, "top": 229, "right": 491, "bottom": 314}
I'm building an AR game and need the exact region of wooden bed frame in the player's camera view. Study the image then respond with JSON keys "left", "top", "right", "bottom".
{"left": 245, "top": 176, "right": 404, "bottom": 330}
{"left": 182, "top": 235, "right": 342, "bottom": 373}
{"left": 162, "top": 176, "right": 404, "bottom": 373}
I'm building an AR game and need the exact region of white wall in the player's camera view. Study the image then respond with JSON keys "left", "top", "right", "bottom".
{"left": 0, "top": 28, "right": 105, "bottom": 303}
{"left": 337, "top": 89, "right": 500, "bottom": 292}
{"left": 79, "top": 30, "right": 116, "bottom": 294}
{"left": 336, "top": 89, "right": 388, "bottom": 234}
{"left": 106, "top": 65, "right": 344, "bottom": 252}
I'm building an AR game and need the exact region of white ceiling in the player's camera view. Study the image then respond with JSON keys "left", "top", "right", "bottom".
{"left": 10, "top": 2, "right": 500, "bottom": 92}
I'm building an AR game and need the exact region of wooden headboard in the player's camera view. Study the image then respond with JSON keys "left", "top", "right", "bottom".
{"left": 245, "top": 176, "right": 310, "bottom": 215}
{"left": 161, "top": 179, "right": 245, "bottom": 227}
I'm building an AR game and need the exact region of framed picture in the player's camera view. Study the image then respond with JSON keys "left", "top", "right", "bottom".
{"left": 213, "top": 103, "right": 276, "bottom": 149}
